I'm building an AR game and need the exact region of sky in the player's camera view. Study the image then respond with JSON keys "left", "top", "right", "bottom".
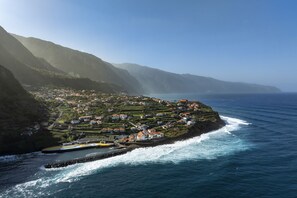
{"left": 0, "top": 0, "right": 296, "bottom": 91}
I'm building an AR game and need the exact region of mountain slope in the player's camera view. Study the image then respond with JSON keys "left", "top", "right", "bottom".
{"left": 0, "top": 65, "right": 45, "bottom": 154}
{"left": 115, "top": 63, "right": 281, "bottom": 94}
{"left": 0, "top": 26, "right": 62, "bottom": 74}
{"left": 13, "top": 34, "right": 143, "bottom": 94}
{"left": 0, "top": 26, "right": 119, "bottom": 93}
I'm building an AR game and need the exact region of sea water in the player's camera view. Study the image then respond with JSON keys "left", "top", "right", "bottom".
{"left": 0, "top": 93, "right": 297, "bottom": 198}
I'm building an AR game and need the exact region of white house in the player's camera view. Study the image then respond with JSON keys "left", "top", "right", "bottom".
{"left": 119, "top": 114, "right": 128, "bottom": 120}
{"left": 148, "top": 132, "right": 164, "bottom": 139}
{"left": 71, "top": 120, "right": 80, "bottom": 124}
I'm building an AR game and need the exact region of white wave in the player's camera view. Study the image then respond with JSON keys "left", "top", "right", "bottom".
{"left": 221, "top": 115, "right": 251, "bottom": 126}
{"left": 0, "top": 152, "right": 46, "bottom": 163}
{"left": 0, "top": 116, "right": 251, "bottom": 197}
{"left": 0, "top": 155, "right": 23, "bottom": 163}
{"left": 57, "top": 115, "right": 251, "bottom": 182}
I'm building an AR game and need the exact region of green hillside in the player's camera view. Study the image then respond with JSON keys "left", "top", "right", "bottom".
{"left": 13, "top": 34, "right": 143, "bottom": 94}
{"left": 0, "top": 26, "right": 120, "bottom": 93}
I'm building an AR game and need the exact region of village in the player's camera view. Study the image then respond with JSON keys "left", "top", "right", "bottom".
{"left": 29, "top": 87, "right": 217, "bottom": 146}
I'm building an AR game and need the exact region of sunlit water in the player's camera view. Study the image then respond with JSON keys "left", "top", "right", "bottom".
{"left": 1, "top": 93, "right": 297, "bottom": 198}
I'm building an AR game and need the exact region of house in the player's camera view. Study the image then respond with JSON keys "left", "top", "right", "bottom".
{"left": 79, "top": 116, "right": 92, "bottom": 122}
{"left": 67, "top": 101, "right": 77, "bottom": 107}
{"left": 157, "top": 121, "right": 163, "bottom": 126}
{"left": 187, "top": 120, "right": 196, "bottom": 126}
{"left": 139, "top": 124, "right": 149, "bottom": 130}
{"left": 129, "top": 134, "right": 136, "bottom": 142}
{"left": 71, "top": 120, "right": 80, "bottom": 124}
{"left": 137, "top": 131, "right": 148, "bottom": 141}
{"left": 148, "top": 128, "right": 156, "bottom": 133}
{"left": 180, "top": 112, "right": 191, "bottom": 117}
{"left": 41, "top": 122, "right": 49, "bottom": 127}
{"left": 111, "top": 114, "right": 120, "bottom": 121}
{"left": 113, "top": 128, "right": 120, "bottom": 133}
{"left": 156, "top": 113, "right": 165, "bottom": 117}
{"left": 119, "top": 114, "right": 128, "bottom": 120}
{"left": 101, "top": 128, "right": 113, "bottom": 133}
{"left": 119, "top": 137, "right": 129, "bottom": 143}
{"left": 95, "top": 116, "right": 103, "bottom": 120}
{"left": 119, "top": 128, "right": 126, "bottom": 133}
{"left": 177, "top": 119, "right": 185, "bottom": 124}
{"left": 148, "top": 131, "right": 164, "bottom": 139}
{"left": 162, "top": 125, "right": 168, "bottom": 129}
{"left": 101, "top": 128, "right": 107, "bottom": 133}
{"left": 189, "top": 103, "right": 200, "bottom": 109}
{"left": 90, "top": 120, "right": 97, "bottom": 125}
{"left": 179, "top": 99, "right": 188, "bottom": 103}
{"left": 34, "top": 123, "right": 40, "bottom": 131}
{"left": 178, "top": 106, "right": 186, "bottom": 111}
{"left": 145, "top": 114, "right": 153, "bottom": 118}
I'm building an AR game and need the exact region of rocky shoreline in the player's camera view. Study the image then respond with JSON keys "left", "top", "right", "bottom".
{"left": 126, "top": 115, "right": 226, "bottom": 148}
{"left": 44, "top": 116, "right": 225, "bottom": 168}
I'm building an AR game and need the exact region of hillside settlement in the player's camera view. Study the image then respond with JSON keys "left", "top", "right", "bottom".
{"left": 26, "top": 88, "right": 220, "bottom": 146}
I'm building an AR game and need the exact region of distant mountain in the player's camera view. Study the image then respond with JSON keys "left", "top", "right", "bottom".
{"left": 13, "top": 34, "right": 143, "bottom": 94}
{"left": 0, "top": 26, "right": 119, "bottom": 93}
{"left": 115, "top": 63, "right": 281, "bottom": 94}
{"left": 2, "top": 24, "right": 280, "bottom": 94}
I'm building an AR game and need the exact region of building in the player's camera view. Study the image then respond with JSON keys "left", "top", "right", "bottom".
{"left": 148, "top": 132, "right": 164, "bottom": 139}
{"left": 119, "top": 114, "right": 128, "bottom": 120}
{"left": 136, "top": 131, "right": 148, "bottom": 141}
{"left": 179, "top": 99, "right": 188, "bottom": 103}
{"left": 90, "top": 120, "right": 97, "bottom": 125}
{"left": 129, "top": 134, "right": 136, "bottom": 142}
{"left": 111, "top": 114, "right": 120, "bottom": 121}
{"left": 71, "top": 120, "right": 80, "bottom": 124}
{"left": 79, "top": 116, "right": 92, "bottom": 122}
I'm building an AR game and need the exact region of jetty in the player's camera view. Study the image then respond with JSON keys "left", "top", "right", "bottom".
{"left": 44, "top": 146, "right": 135, "bottom": 169}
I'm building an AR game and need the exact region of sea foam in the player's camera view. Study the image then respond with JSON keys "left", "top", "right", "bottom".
{"left": 0, "top": 116, "right": 251, "bottom": 198}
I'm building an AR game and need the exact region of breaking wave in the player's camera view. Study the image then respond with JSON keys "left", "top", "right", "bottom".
{"left": 0, "top": 155, "right": 21, "bottom": 163}
{"left": 0, "top": 152, "right": 45, "bottom": 163}
{"left": 0, "top": 116, "right": 251, "bottom": 198}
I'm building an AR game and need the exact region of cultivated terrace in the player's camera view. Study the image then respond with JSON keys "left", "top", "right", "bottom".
{"left": 30, "top": 87, "right": 220, "bottom": 144}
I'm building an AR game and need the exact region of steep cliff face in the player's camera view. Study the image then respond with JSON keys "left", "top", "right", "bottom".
{"left": 0, "top": 65, "right": 62, "bottom": 155}
{"left": 13, "top": 34, "right": 144, "bottom": 94}
{"left": 0, "top": 65, "right": 40, "bottom": 127}
{"left": 0, "top": 26, "right": 121, "bottom": 93}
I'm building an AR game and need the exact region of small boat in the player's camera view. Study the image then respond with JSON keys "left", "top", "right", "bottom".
{"left": 42, "top": 141, "right": 114, "bottom": 153}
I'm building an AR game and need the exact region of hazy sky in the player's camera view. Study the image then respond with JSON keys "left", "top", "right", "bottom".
{"left": 0, "top": 0, "right": 296, "bottom": 91}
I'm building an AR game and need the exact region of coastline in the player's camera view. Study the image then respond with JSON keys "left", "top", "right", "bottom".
{"left": 44, "top": 117, "right": 225, "bottom": 168}
{"left": 127, "top": 116, "right": 226, "bottom": 148}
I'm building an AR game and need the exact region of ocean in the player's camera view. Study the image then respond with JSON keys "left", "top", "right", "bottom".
{"left": 0, "top": 93, "right": 297, "bottom": 198}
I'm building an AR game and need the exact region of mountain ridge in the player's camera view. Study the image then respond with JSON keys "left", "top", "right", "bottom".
{"left": 0, "top": 26, "right": 120, "bottom": 93}
{"left": 12, "top": 34, "right": 144, "bottom": 94}
{"left": 114, "top": 63, "right": 281, "bottom": 94}
{"left": 1, "top": 25, "right": 281, "bottom": 95}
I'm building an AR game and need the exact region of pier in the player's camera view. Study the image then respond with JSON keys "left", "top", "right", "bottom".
{"left": 44, "top": 147, "right": 135, "bottom": 169}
